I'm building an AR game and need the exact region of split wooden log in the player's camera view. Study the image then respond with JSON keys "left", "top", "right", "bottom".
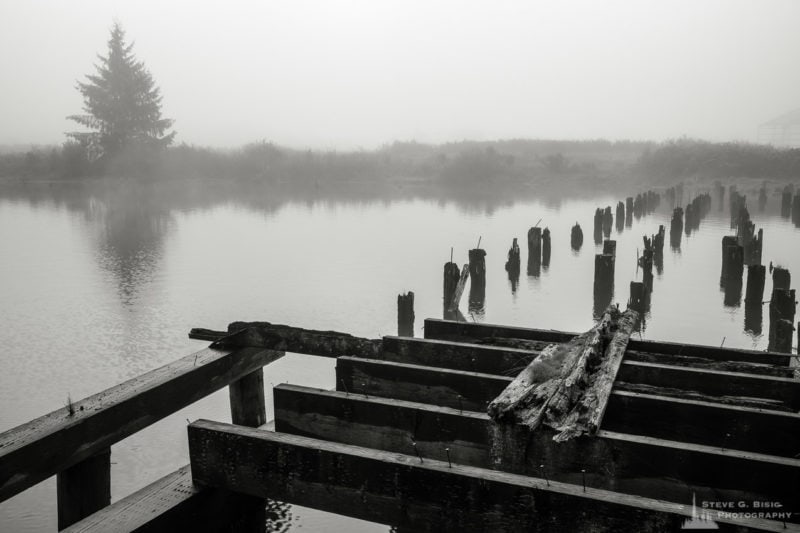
{"left": 487, "top": 307, "right": 638, "bottom": 442}
{"left": 449, "top": 264, "right": 470, "bottom": 312}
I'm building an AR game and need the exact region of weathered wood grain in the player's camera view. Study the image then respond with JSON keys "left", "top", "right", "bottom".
{"left": 380, "top": 336, "right": 539, "bottom": 376}
{"left": 336, "top": 356, "right": 511, "bottom": 411}
{"left": 189, "top": 420, "right": 796, "bottom": 532}
{"left": 604, "top": 390, "right": 800, "bottom": 457}
{"left": 424, "top": 318, "right": 793, "bottom": 366}
{"left": 0, "top": 346, "right": 283, "bottom": 503}
{"left": 617, "top": 360, "right": 800, "bottom": 410}
{"left": 273, "top": 385, "right": 800, "bottom": 508}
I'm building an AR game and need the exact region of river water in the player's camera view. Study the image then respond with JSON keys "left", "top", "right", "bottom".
{"left": 0, "top": 180, "right": 797, "bottom": 531}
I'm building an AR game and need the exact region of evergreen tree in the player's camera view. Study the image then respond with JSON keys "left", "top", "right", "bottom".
{"left": 67, "top": 23, "right": 175, "bottom": 162}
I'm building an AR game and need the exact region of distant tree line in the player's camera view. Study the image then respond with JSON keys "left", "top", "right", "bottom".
{"left": 636, "top": 139, "right": 800, "bottom": 180}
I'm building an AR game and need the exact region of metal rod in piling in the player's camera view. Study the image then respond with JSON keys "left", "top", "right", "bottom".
{"left": 539, "top": 464, "right": 550, "bottom": 487}
{"left": 445, "top": 447, "right": 452, "bottom": 468}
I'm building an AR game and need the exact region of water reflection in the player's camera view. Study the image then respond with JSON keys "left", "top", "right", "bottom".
{"left": 87, "top": 190, "right": 172, "bottom": 306}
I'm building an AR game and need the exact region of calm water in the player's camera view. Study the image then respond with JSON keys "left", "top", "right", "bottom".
{"left": 0, "top": 181, "right": 798, "bottom": 531}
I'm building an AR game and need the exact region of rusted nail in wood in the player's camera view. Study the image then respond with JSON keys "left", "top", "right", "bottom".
{"left": 540, "top": 464, "right": 550, "bottom": 487}
{"left": 362, "top": 383, "right": 368, "bottom": 398}
{"left": 445, "top": 447, "right": 452, "bottom": 468}
{"left": 582, "top": 469, "right": 586, "bottom": 492}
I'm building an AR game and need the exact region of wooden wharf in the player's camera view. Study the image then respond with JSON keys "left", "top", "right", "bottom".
{"left": 0, "top": 317, "right": 798, "bottom": 532}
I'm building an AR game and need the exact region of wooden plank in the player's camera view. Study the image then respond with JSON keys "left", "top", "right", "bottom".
{"left": 336, "top": 356, "right": 511, "bottom": 411}
{"left": 380, "top": 335, "right": 539, "bottom": 375}
{"left": 603, "top": 390, "right": 800, "bottom": 457}
{"left": 63, "top": 465, "right": 269, "bottom": 533}
{"left": 424, "top": 318, "right": 575, "bottom": 344}
{"left": 617, "top": 360, "right": 800, "bottom": 410}
{"left": 189, "top": 419, "right": 796, "bottom": 532}
{"left": 0, "top": 347, "right": 284, "bottom": 503}
{"left": 625, "top": 350, "right": 796, "bottom": 378}
{"left": 273, "top": 385, "right": 800, "bottom": 507}
{"left": 423, "top": 318, "right": 793, "bottom": 366}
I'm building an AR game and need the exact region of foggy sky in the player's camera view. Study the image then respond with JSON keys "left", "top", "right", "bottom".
{"left": 1, "top": 0, "right": 799, "bottom": 149}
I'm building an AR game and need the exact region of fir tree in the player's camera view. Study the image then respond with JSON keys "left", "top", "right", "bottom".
{"left": 67, "top": 23, "right": 175, "bottom": 162}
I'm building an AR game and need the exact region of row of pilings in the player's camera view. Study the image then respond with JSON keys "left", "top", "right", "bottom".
{"left": 668, "top": 193, "right": 713, "bottom": 249}
{"left": 591, "top": 190, "right": 661, "bottom": 246}
{"left": 780, "top": 184, "right": 800, "bottom": 227}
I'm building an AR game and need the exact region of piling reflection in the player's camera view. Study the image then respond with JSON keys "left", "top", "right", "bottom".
{"left": 744, "top": 303, "right": 763, "bottom": 337}
{"left": 505, "top": 238, "right": 520, "bottom": 294}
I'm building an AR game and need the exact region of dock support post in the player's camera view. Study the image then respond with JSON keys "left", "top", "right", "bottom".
{"left": 57, "top": 447, "right": 111, "bottom": 530}
{"left": 769, "top": 288, "right": 797, "bottom": 353}
{"left": 542, "top": 228, "right": 551, "bottom": 268}
{"left": 229, "top": 369, "right": 267, "bottom": 427}
{"left": 228, "top": 367, "right": 269, "bottom": 531}
{"left": 397, "top": 291, "right": 415, "bottom": 337}
{"left": 773, "top": 267, "right": 791, "bottom": 290}
{"left": 571, "top": 223, "right": 583, "bottom": 250}
{"left": 745, "top": 265, "right": 766, "bottom": 306}
{"left": 527, "top": 227, "right": 542, "bottom": 275}
{"left": 443, "top": 261, "right": 460, "bottom": 311}
{"left": 625, "top": 197, "right": 633, "bottom": 227}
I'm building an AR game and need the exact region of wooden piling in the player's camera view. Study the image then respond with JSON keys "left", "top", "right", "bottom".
{"left": 773, "top": 267, "right": 791, "bottom": 290}
{"left": 793, "top": 193, "right": 800, "bottom": 226}
{"left": 615, "top": 201, "right": 624, "bottom": 232}
{"left": 397, "top": 292, "right": 415, "bottom": 337}
{"left": 602, "top": 206, "right": 613, "bottom": 238}
{"left": 571, "top": 223, "right": 583, "bottom": 250}
{"left": 593, "top": 209, "right": 603, "bottom": 245}
{"left": 758, "top": 183, "right": 767, "bottom": 212}
{"left": 57, "top": 448, "right": 111, "bottom": 530}
{"left": 443, "top": 262, "right": 460, "bottom": 310}
{"left": 594, "top": 254, "right": 615, "bottom": 292}
{"left": 625, "top": 197, "right": 633, "bottom": 227}
{"left": 542, "top": 228, "right": 551, "bottom": 268}
{"left": 669, "top": 208, "right": 683, "bottom": 248}
{"left": 781, "top": 187, "right": 792, "bottom": 218}
{"left": 602, "top": 240, "right": 616, "bottom": 258}
{"left": 628, "top": 281, "right": 647, "bottom": 313}
{"left": 528, "top": 227, "right": 542, "bottom": 275}
{"left": 744, "top": 265, "right": 766, "bottom": 306}
{"left": 720, "top": 236, "right": 740, "bottom": 286}
{"left": 505, "top": 238, "right": 520, "bottom": 277}
{"left": 769, "top": 288, "right": 797, "bottom": 353}
{"left": 468, "top": 248, "right": 486, "bottom": 283}
{"left": 229, "top": 368, "right": 267, "bottom": 428}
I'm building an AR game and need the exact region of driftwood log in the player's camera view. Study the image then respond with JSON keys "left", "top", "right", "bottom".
{"left": 487, "top": 307, "right": 638, "bottom": 441}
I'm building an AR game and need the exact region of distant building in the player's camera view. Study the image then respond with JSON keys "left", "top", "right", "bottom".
{"left": 758, "top": 109, "right": 800, "bottom": 147}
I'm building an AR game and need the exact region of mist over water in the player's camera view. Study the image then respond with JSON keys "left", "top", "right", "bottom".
{"left": 0, "top": 180, "right": 798, "bottom": 531}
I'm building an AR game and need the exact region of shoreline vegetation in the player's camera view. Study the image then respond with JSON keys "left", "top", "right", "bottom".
{"left": 1, "top": 139, "right": 798, "bottom": 206}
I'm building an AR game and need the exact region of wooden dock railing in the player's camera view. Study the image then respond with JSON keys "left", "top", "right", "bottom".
{"left": 0, "top": 342, "right": 285, "bottom": 529}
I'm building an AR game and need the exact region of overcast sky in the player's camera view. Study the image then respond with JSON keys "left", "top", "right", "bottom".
{"left": 1, "top": 1, "right": 798, "bottom": 149}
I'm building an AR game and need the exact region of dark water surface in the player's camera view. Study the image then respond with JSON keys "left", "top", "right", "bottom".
{"left": 0, "top": 180, "right": 797, "bottom": 531}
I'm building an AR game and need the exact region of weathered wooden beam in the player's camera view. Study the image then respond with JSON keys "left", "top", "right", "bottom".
{"left": 273, "top": 385, "right": 800, "bottom": 508}
{"left": 424, "top": 318, "right": 575, "bottom": 343}
{"left": 617, "top": 360, "right": 800, "bottom": 410}
{"left": 488, "top": 308, "right": 637, "bottom": 440}
{"left": 604, "top": 390, "right": 800, "bottom": 457}
{"left": 0, "top": 346, "right": 284, "bottom": 503}
{"left": 625, "top": 350, "right": 796, "bottom": 378}
{"left": 57, "top": 448, "right": 111, "bottom": 530}
{"left": 380, "top": 336, "right": 540, "bottom": 375}
{"left": 62, "top": 465, "right": 272, "bottom": 533}
{"left": 189, "top": 419, "right": 796, "bottom": 532}
{"left": 212, "top": 322, "right": 382, "bottom": 358}
{"left": 336, "top": 356, "right": 511, "bottom": 411}
{"left": 423, "top": 318, "right": 793, "bottom": 366}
